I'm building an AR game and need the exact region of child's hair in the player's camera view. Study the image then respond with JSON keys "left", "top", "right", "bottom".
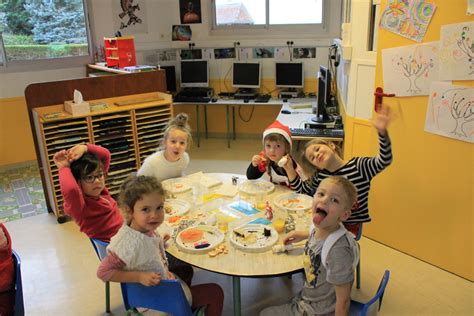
{"left": 161, "top": 112, "right": 193, "bottom": 148}
{"left": 119, "top": 174, "right": 165, "bottom": 224}
{"left": 70, "top": 153, "right": 104, "bottom": 182}
{"left": 300, "top": 139, "right": 343, "bottom": 173}
{"left": 322, "top": 176, "right": 357, "bottom": 209}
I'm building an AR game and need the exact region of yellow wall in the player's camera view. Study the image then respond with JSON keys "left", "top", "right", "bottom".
{"left": 343, "top": 1, "right": 473, "bottom": 280}
{"left": 0, "top": 97, "right": 37, "bottom": 165}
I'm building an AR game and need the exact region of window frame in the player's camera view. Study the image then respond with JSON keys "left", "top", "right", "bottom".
{"left": 210, "top": 0, "right": 342, "bottom": 38}
{"left": 0, "top": 0, "right": 94, "bottom": 73}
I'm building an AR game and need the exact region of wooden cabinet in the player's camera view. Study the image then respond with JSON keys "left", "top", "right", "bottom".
{"left": 32, "top": 92, "right": 172, "bottom": 220}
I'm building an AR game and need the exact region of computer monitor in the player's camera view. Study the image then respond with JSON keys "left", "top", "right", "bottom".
{"left": 180, "top": 60, "right": 209, "bottom": 88}
{"left": 275, "top": 62, "right": 304, "bottom": 89}
{"left": 232, "top": 62, "right": 261, "bottom": 89}
{"left": 161, "top": 65, "right": 177, "bottom": 92}
{"left": 311, "top": 65, "right": 334, "bottom": 124}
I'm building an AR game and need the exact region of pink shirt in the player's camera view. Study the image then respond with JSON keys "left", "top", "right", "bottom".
{"left": 0, "top": 224, "right": 13, "bottom": 292}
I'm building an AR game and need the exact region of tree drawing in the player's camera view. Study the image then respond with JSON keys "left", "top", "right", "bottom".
{"left": 441, "top": 89, "right": 474, "bottom": 137}
{"left": 456, "top": 26, "right": 474, "bottom": 76}
{"left": 392, "top": 53, "right": 434, "bottom": 94}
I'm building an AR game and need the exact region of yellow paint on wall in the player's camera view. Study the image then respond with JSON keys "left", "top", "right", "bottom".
{"left": 0, "top": 97, "right": 37, "bottom": 166}
{"left": 343, "top": 1, "right": 473, "bottom": 280}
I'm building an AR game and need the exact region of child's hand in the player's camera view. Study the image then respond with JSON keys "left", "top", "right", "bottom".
{"left": 251, "top": 154, "right": 266, "bottom": 168}
{"left": 53, "top": 150, "right": 70, "bottom": 169}
{"left": 283, "top": 230, "right": 309, "bottom": 245}
{"left": 0, "top": 226, "right": 8, "bottom": 249}
{"left": 372, "top": 104, "right": 391, "bottom": 135}
{"left": 162, "top": 233, "right": 171, "bottom": 243}
{"left": 67, "top": 144, "right": 88, "bottom": 162}
{"left": 139, "top": 272, "right": 161, "bottom": 286}
{"left": 167, "top": 271, "right": 175, "bottom": 280}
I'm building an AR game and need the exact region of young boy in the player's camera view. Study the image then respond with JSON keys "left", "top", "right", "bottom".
{"left": 260, "top": 176, "right": 358, "bottom": 316}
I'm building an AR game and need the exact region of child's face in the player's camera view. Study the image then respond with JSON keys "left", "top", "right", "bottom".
{"left": 80, "top": 168, "right": 105, "bottom": 197}
{"left": 264, "top": 140, "right": 286, "bottom": 162}
{"left": 311, "top": 179, "right": 351, "bottom": 230}
{"left": 164, "top": 129, "right": 188, "bottom": 162}
{"left": 129, "top": 192, "right": 165, "bottom": 234}
{"left": 304, "top": 143, "right": 336, "bottom": 170}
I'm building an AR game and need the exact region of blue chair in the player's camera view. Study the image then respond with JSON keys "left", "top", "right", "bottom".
{"left": 121, "top": 280, "right": 204, "bottom": 316}
{"left": 90, "top": 238, "right": 111, "bottom": 313}
{"left": 350, "top": 270, "right": 390, "bottom": 316}
{"left": 355, "top": 224, "right": 363, "bottom": 289}
{"left": 12, "top": 250, "right": 24, "bottom": 316}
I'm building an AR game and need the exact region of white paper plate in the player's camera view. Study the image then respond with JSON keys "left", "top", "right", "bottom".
{"left": 162, "top": 178, "right": 192, "bottom": 193}
{"left": 175, "top": 225, "right": 225, "bottom": 253}
{"left": 238, "top": 179, "right": 275, "bottom": 195}
{"left": 164, "top": 199, "right": 190, "bottom": 218}
{"left": 229, "top": 224, "right": 278, "bottom": 253}
{"left": 273, "top": 192, "right": 313, "bottom": 212}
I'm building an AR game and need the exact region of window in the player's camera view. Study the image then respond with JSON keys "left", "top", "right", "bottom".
{"left": 0, "top": 0, "right": 91, "bottom": 66}
{"left": 214, "top": 0, "right": 323, "bottom": 27}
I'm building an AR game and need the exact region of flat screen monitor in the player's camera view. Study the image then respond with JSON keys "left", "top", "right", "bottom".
{"left": 161, "top": 65, "right": 177, "bottom": 92}
{"left": 275, "top": 62, "right": 304, "bottom": 88}
{"left": 232, "top": 62, "right": 261, "bottom": 89}
{"left": 311, "top": 65, "right": 334, "bottom": 124}
{"left": 180, "top": 60, "right": 209, "bottom": 88}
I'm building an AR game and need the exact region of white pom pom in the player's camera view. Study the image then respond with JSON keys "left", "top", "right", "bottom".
{"left": 278, "top": 156, "right": 288, "bottom": 167}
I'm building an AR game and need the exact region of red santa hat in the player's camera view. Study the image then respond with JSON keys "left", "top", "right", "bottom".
{"left": 263, "top": 120, "right": 292, "bottom": 149}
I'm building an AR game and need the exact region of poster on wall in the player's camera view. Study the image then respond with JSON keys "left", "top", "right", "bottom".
{"left": 180, "top": 49, "right": 202, "bottom": 60}
{"left": 293, "top": 47, "right": 316, "bottom": 59}
{"left": 113, "top": 0, "right": 148, "bottom": 34}
{"left": 439, "top": 22, "right": 474, "bottom": 81}
{"left": 253, "top": 48, "right": 274, "bottom": 58}
{"left": 180, "top": 0, "right": 202, "bottom": 24}
{"left": 382, "top": 42, "right": 439, "bottom": 97}
{"left": 172, "top": 25, "right": 192, "bottom": 41}
{"left": 424, "top": 81, "right": 474, "bottom": 143}
{"left": 379, "top": 0, "right": 436, "bottom": 42}
{"left": 214, "top": 48, "right": 235, "bottom": 59}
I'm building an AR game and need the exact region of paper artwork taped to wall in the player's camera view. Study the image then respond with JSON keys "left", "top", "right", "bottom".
{"left": 439, "top": 22, "right": 474, "bottom": 81}
{"left": 253, "top": 48, "right": 275, "bottom": 59}
{"left": 180, "top": 0, "right": 202, "bottom": 24}
{"left": 379, "top": 0, "right": 436, "bottom": 42}
{"left": 293, "top": 47, "right": 316, "bottom": 59}
{"left": 114, "top": 0, "right": 148, "bottom": 34}
{"left": 172, "top": 25, "right": 192, "bottom": 41}
{"left": 214, "top": 48, "right": 235, "bottom": 59}
{"left": 424, "top": 82, "right": 474, "bottom": 144}
{"left": 180, "top": 49, "right": 202, "bottom": 60}
{"left": 157, "top": 49, "right": 177, "bottom": 62}
{"left": 382, "top": 42, "right": 439, "bottom": 97}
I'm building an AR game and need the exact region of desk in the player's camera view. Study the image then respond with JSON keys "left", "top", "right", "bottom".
{"left": 87, "top": 63, "right": 131, "bottom": 75}
{"left": 163, "top": 173, "right": 309, "bottom": 316}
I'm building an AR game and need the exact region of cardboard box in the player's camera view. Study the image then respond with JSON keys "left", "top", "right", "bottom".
{"left": 64, "top": 101, "right": 90, "bottom": 116}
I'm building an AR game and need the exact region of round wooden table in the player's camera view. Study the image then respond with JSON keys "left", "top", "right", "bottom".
{"left": 163, "top": 173, "right": 311, "bottom": 316}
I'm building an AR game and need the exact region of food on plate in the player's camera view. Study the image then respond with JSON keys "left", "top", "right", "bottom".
{"left": 179, "top": 228, "right": 204, "bottom": 243}
{"left": 168, "top": 216, "right": 181, "bottom": 223}
{"left": 165, "top": 205, "right": 173, "bottom": 214}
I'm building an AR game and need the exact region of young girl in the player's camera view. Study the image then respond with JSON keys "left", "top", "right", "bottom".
{"left": 282, "top": 105, "right": 392, "bottom": 235}
{"left": 261, "top": 176, "right": 358, "bottom": 316}
{"left": 247, "top": 120, "right": 298, "bottom": 186}
{"left": 0, "top": 222, "right": 14, "bottom": 316}
{"left": 53, "top": 143, "right": 123, "bottom": 242}
{"left": 97, "top": 175, "right": 224, "bottom": 316}
{"left": 138, "top": 113, "right": 192, "bottom": 182}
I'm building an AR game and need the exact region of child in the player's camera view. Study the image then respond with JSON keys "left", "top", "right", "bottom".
{"left": 260, "top": 176, "right": 359, "bottom": 316}
{"left": 247, "top": 120, "right": 298, "bottom": 186}
{"left": 138, "top": 113, "right": 193, "bottom": 182}
{"left": 282, "top": 105, "right": 392, "bottom": 235}
{"left": 0, "top": 222, "right": 14, "bottom": 316}
{"left": 97, "top": 175, "right": 224, "bottom": 316}
{"left": 53, "top": 143, "right": 123, "bottom": 242}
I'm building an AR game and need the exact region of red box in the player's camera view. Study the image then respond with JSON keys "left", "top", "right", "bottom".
{"left": 104, "top": 36, "right": 136, "bottom": 69}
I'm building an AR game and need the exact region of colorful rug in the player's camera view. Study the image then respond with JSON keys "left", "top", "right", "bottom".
{"left": 0, "top": 161, "right": 47, "bottom": 222}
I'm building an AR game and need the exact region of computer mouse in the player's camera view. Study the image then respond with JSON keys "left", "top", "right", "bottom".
{"left": 281, "top": 110, "right": 291, "bottom": 114}
{"left": 211, "top": 98, "right": 218, "bottom": 102}
{"left": 283, "top": 99, "right": 288, "bottom": 102}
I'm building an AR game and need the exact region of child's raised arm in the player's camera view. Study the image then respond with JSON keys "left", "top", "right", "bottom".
{"left": 372, "top": 103, "right": 391, "bottom": 136}
{"left": 53, "top": 150, "right": 70, "bottom": 169}
{"left": 66, "top": 144, "right": 88, "bottom": 161}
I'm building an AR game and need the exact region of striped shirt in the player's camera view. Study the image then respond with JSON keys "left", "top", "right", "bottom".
{"left": 290, "top": 133, "right": 392, "bottom": 224}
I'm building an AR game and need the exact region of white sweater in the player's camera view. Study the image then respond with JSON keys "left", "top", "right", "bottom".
{"left": 137, "top": 150, "right": 190, "bottom": 183}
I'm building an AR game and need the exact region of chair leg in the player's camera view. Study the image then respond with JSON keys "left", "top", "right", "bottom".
{"left": 356, "top": 260, "right": 361, "bottom": 289}
{"left": 106, "top": 281, "right": 111, "bottom": 313}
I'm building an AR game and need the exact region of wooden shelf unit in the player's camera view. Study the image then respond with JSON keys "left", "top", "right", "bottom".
{"left": 32, "top": 92, "right": 172, "bottom": 219}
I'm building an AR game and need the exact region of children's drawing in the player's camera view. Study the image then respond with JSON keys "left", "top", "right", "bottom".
{"left": 439, "top": 22, "right": 474, "bottom": 81}
{"left": 425, "top": 82, "right": 474, "bottom": 143}
{"left": 379, "top": 0, "right": 436, "bottom": 42}
{"left": 382, "top": 42, "right": 439, "bottom": 96}
{"left": 114, "top": 0, "right": 147, "bottom": 34}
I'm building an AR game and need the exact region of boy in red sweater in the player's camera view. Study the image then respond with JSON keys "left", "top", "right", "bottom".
{"left": 0, "top": 223, "right": 14, "bottom": 316}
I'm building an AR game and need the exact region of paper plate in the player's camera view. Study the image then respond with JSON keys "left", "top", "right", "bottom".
{"left": 162, "top": 178, "right": 192, "bottom": 193}
{"left": 229, "top": 224, "right": 278, "bottom": 253}
{"left": 238, "top": 179, "right": 275, "bottom": 195}
{"left": 164, "top": 199, "right": 190, "bottom": 218}
{"left": 175, "top": 225, "right": 225, "bottom": 253}
{"left": 273, "top": 192, "right": 313, "bottom": 212}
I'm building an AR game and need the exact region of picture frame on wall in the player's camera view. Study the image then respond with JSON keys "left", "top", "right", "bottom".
{"left": 180, "top": 0, "right": 202, "bottom": 24}
{"left": 172, "top": 25, "right": 192, "bottom": 41}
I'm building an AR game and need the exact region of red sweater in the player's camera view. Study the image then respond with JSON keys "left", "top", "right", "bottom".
{"left": 59, "top": 144, "right": 123, "bottom": 242}
{"left": 0, "top": 223, "right": 13, "bottom": 292}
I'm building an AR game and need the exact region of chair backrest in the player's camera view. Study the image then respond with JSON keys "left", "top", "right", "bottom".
{"left": 361, "top": 270, "right": 390, "bottom": 315}
{"left": 121, "top": 280, "right": 193, "bottom": 316}
{"left": 90, "top": 238, "right": 109, "bottom": 261}
{"left": 355, "top": 223, "right": 363, "bottom": 241}
{"left": 12, "top": 250, "right": 25, "bottom": 316}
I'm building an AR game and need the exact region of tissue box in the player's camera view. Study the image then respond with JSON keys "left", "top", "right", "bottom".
{"left": 64, "top": 101, "right": 90, "bottom": 116}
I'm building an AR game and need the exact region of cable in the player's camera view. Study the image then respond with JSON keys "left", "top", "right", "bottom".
{"left": 238, "top": 105, "right": 255, "bottom": 123}
{"left": 286, "top": 41, "right": 294, "bottom": 61}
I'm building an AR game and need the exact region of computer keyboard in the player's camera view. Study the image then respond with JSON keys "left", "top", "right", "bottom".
{"left": 289, "top": 97, "right": 317, "bottom": 103}
{"left": 254, "top": 94, "right": 271, "bottom": 103}
{"left": 290, "top": 128, "right": 344, "bottom": 138}
{"left": 173, "top": 95, "right": 211, "bottom": 103}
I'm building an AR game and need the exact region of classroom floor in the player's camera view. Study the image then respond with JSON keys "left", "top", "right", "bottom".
{"left": 3, "top": 138, "right": 473, "bottom": 315}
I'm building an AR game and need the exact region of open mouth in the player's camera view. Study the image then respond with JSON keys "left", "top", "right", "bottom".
{"left": 314, "top": 207, "right": 327, "bottom": 225}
